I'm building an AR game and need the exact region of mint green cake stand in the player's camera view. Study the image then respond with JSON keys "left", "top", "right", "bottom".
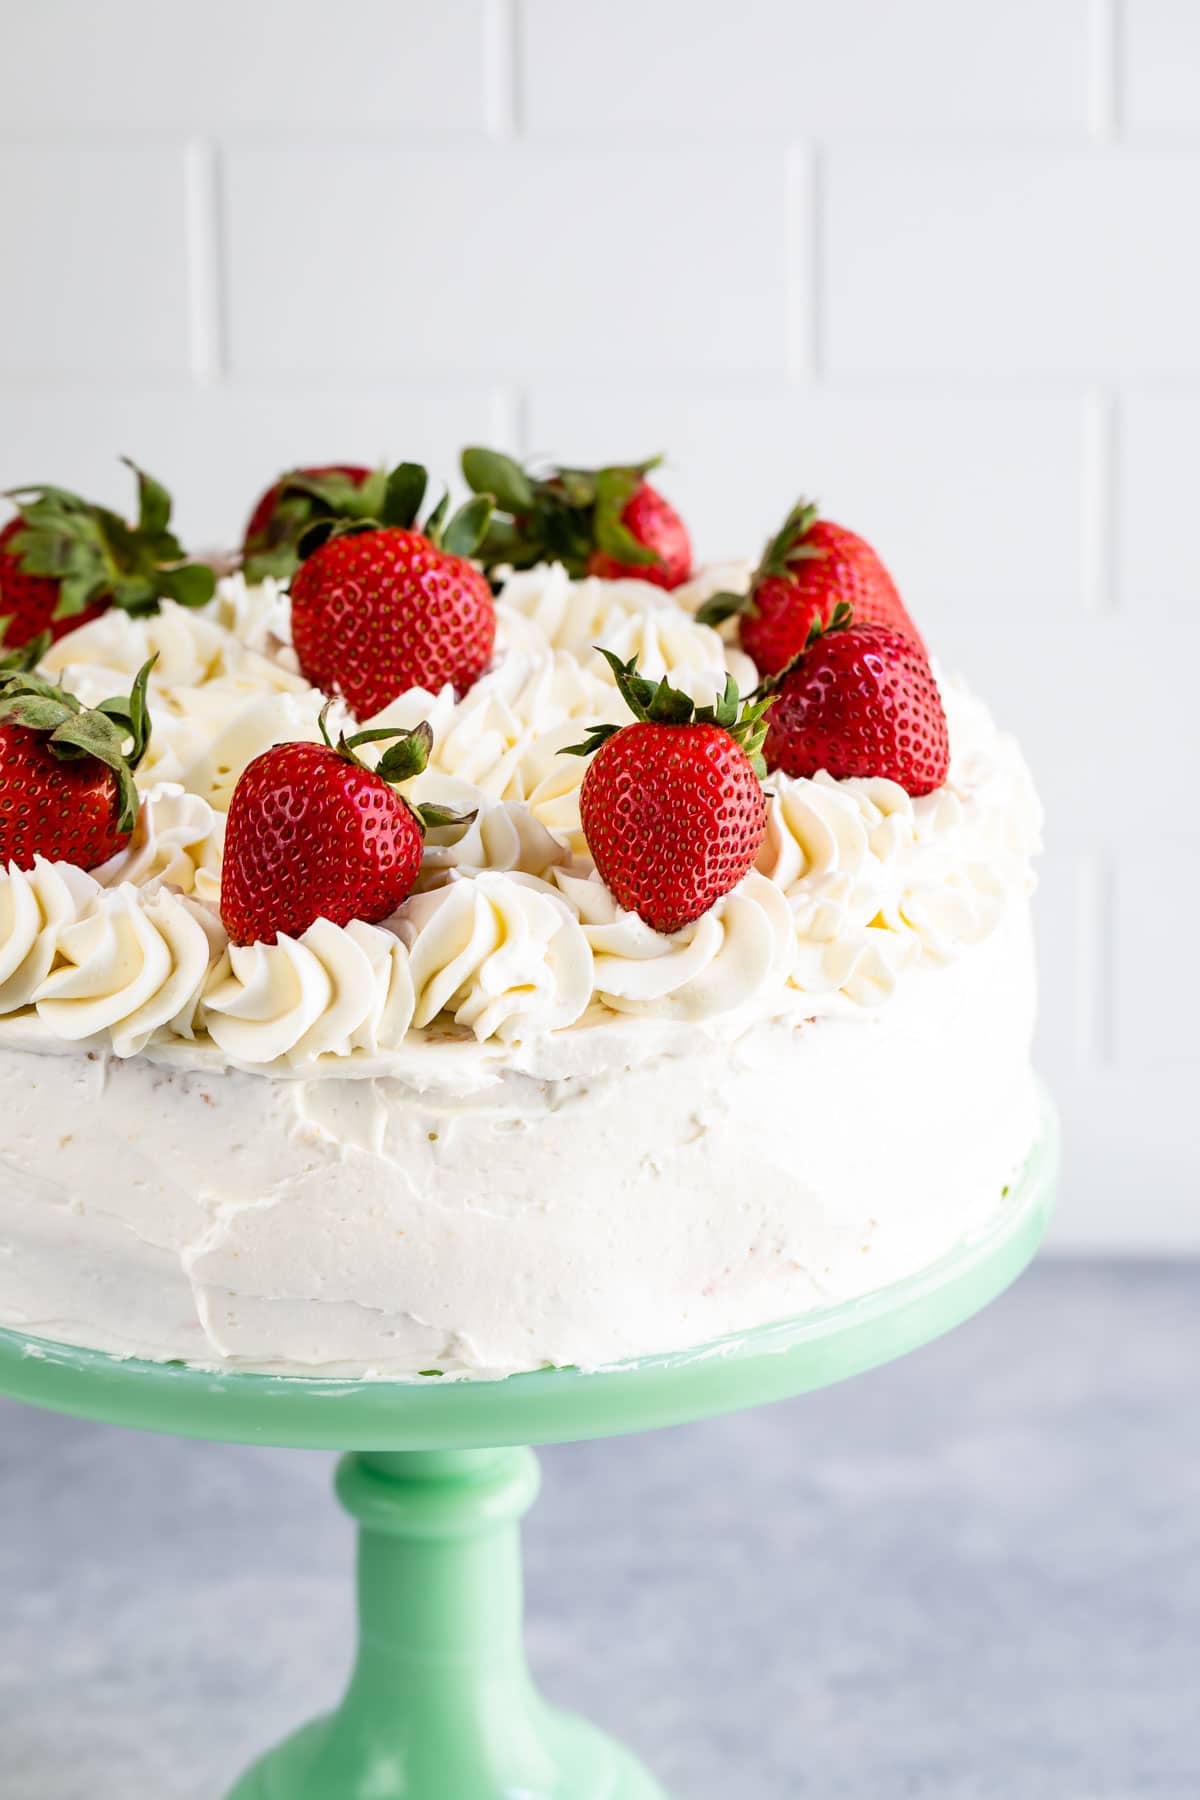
{"left": 0, "top": 1099, "right": 1056, "bottom": 1800}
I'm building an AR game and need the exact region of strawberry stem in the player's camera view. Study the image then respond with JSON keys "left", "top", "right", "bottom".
{"left": 461, "top": 448, "right": 665, "bottom": 578}
{"left": 315, "top": 702, "right": 476, "bottom": 836}
{"left": 297, "top": 462, "right": 493, "bottom": 564}
{"left": 564, "top": 649, "right": 775, "bottom": 778}
{"left": 695, "top": 496, "right": 826, "bottom": 629}
{"left": 3, "top": 462, "right": 214, "bottom": 623}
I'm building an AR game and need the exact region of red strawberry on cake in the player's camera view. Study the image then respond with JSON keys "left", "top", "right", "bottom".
{"left": 762, "top": 605, "right": 949, "bottom": 797}
{"left": 0, "top": 462, "right": 214, "bottom": 651}
{"left": 289, "top": 462, "right": 496, "bottom": 717}
{"left": 241, "top": 463, "right": 377, "bottom": 583}
{"left": 220, "top": 704, "right": 470, "bottom": 946}
{"left": 462, "top": 448, "right": 692, "bottom": 589}
{"left": 699, "top": 499, "right": 920, "bottom": 677}
{"left": 567, "top": 650, "right": 772, "bottom": 935}
{"left": 0, "top": 657, "right": 155, "bottom": 869}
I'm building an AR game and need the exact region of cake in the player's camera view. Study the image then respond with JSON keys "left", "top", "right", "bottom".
{"left": 0, "top": 458, "right": 1042, "bottom": 1379}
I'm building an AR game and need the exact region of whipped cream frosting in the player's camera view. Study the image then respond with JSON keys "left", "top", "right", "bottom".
{"left": 8, "top": 563, "right": 1039, "bottom": 1077}
{"left": 0, "top": 554, "right": 1045, "bottom": 1380}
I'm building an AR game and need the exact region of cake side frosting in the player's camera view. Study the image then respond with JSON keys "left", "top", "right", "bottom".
{"left": 0, "top": 901, "right": 1037, "bottom": 1377}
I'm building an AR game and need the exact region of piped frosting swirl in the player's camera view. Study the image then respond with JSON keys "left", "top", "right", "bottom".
{"left": 0, "top": 560, "right": 1039, "bottom": 1071}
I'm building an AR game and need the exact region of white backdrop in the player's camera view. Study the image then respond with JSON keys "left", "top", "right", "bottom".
{"left": 1, "top": 0, "right": 1196, "bottom": 1251}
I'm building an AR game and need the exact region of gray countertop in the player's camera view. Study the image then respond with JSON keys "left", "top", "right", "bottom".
{"left": 1, "top": 1260, "right": 1197, "bottom": 1800}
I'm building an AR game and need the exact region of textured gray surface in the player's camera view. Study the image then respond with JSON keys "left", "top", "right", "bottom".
{"left": 1, "top": 1260, "right": 1197, "bottom": 1800}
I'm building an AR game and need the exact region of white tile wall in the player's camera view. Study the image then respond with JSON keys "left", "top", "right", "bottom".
{"left": 1125, "top": 0, "right": 1200, "bottom": 131}
{"left": 0, "top": 1, "right": 497, "bottom": 133}
{"left": 521, "top": 0, "right": 1098, "bottom": 136}
{"left": 223, "top": 146, "right": 793, "bottom": 376}
{"left": 823, "top": 151, "right": 1200, "bottom": 374}
{"left": 0, "top": 0, "right": 1196, "bottom": 1251}
{"left": 0, "top": 147, "right": 195, "bottom": 377}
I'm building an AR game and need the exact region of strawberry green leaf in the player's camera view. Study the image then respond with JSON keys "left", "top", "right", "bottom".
{"left": 415, "top": 800, "right": 479, "bottom": 832}
{"left": 567, "top": 649, "right": 773, "bottom": 777}
{"left": 593, "top": 647, "right": 691, "bottom": 724}
{"left": 156, "top": 563, "right": 216, "bottom": 608}
{"left": 375, "top": 723, "right": 434, "bottom": 785}
{"left": 0, "top": 630, "right": 50, "bottom": 675}
{"left": 461, "top": 448, "right": 534, "bottom": 514}
{"left": 695, "top": 588, "right": 753, "bottom": 628}
{"left": 0, "top": 692, "right": 79, "bottom": 733}
{"left": 5, "top": 464, "right": 211, "bottom": 623}
{"left": 123, "top": 458, "right": 172, "bottom": 538}
{"left": 96, "top": 656, "right": 156, "bottom": 772}
{"left": 382, "top": 462, "right": 428, "bottom": 531}
{"left": 327, "top": 706, "right": 437, "bottom": 790}
{"left": 110, "top": 575, "right": 161, "bottom": 615}
{"left": 592, "top": 466, "right": 660, "bottom": 568}
{"left": 423, "top": 491, "right": 450, "bottom": 541}
{"left": 756, "top": 498, "right": 824, "bottom": 580}
{"left": 0, "top": 657, "right": 156, "bottom": 833}
{"left": 461, "top": 449, "right": 667, "bottom": 577}
{"left": 562, "top": 721, "right": 622, "bottom": 757}
{"left": 476, "top": 517, "right": 540, "bottom": 573}
{"left": 440, "top": 493, "right": 492, "bottom": 559}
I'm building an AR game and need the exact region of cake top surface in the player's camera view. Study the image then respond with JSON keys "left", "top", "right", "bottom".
{"left": 0, "top": 463, "right": 1041, "bottom": 1087}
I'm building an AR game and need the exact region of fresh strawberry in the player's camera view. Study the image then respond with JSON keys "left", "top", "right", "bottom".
{"left": 241, "top": 463, "right": 377, "bottom": 583}
{"left": 698, "top": 499, "right": 920, "bottom": 677}
{"left": 462, "top": 448, "right": 692, "bottom": 589}
{"left": 289, "top": 462, "right": 495, "bottom": 717}
{"left": 0, "top": 461, "right": 214, "bottom": 651}
{"left": 762, "top": 607, "right": 948, "bottom": 797}
{"left": 0, "top": 656, "right": 155, "bottom": 870}
{"left": 584, "top": 479, "right": 692, "bottom": 588}
{"left": 567, "top": 650, "right": 771, "bottom": 935}
{"left": 220, "top": 706, "right": 469, "bottom": 946}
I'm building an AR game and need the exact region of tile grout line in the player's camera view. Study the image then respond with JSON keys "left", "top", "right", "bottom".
{"left": 1087, "top": 0, "right": 1122, "bottom": 140}
{"left": 792, "top": 143, "right": 821, "bottom": 381}
{"left": 1079, "top": 386, "right": 1118, "bottom": 617}
{"left": 485, "top": 0, "right": 520, "bottom": 141}
{"left": 183, "top": 138, "right": 226, "bottom": 385}
{"left": 1077, "top": 851, "right": 1117, "bottom": 1069}
{"left": 510, "top": 385, "right": 531, "bottom": 457}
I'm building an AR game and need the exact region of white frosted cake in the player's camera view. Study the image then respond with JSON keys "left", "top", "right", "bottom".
{"left": 0, "top": 462, "right": 1042, "bottom": 1379}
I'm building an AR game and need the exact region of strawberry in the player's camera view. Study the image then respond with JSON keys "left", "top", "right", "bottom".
{"left": 461, "top": 448, "right": 692, "bottom": 589}
{"left": 567, "top": 650, "right": 771, "bottom": 935}
{"left": 219, "top": 705, "right": 471, "bottom": 947}
{"left": 762, "top": 606, "right": 949, "bottom": 797}
{"left": 0, "top": 461, "right": 214, "bottom": 651}
{"left": 698, "top": 499, "right": 920, "bottom": 677}
{"left": 289, "top": 462, "right": 496, "bottom": 718}
{"left": 241, "top": 463, "right": 377, "bottom": 583}
{"left": 0, "top": 655, "right": 155, "bottom": 870}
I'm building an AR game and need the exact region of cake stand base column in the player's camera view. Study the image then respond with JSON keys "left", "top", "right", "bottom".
{"left": 226, "top": 1447, "right": 667, "bottom": 1800}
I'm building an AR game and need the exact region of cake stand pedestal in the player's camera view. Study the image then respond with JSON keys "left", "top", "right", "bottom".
{"left": 0, "top": 1101, "right": 1056, "bottom": 1800}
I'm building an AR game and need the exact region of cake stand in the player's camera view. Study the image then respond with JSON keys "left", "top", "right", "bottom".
{"left": 0, "top": 1098, "right": 1056, "bottom": 1800}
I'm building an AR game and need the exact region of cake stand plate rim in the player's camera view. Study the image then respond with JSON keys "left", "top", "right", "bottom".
{"left": 0, "top": 1087, "right": 1058, "bottom": 1451}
